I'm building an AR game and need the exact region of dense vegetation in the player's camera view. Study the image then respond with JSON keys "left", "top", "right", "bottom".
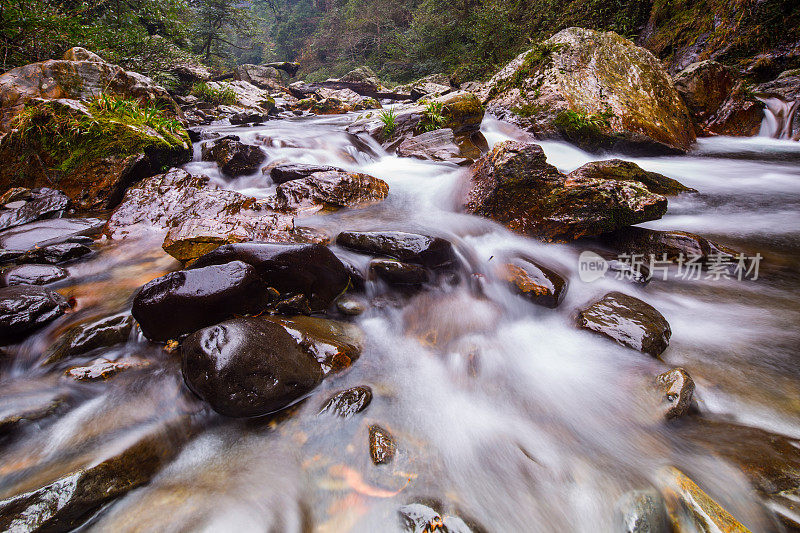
{"left": 3, "top": 0, "right": 799, "bottom": 85}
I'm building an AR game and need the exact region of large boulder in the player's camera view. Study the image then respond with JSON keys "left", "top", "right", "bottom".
{"left": 0, "top": 285, "right": 69, "bottom": 343}
{"left": 181, "top": 317, "right": 324, "bottom": 417}
{"left": 464, "top": 141, "right": 667, "bottom": 241}
{"left": 567, "top": 159, "right": 695, "bottom": 195}
{"left": 0, "top": 99, "right": 191, "bottom": 210}
{"left": 190, "top": 242, "right": 351, "bottom": 311}
{"left": 0, "top": 49, "right": 180, "bottom": 133}
{"left": 131, "top": 261, "right": 272, "bottom": 342}
{"left": 198, "top": 80, "right": 276, "bottom": 112}
{"left": 484, "top": 28, "right": 696, "bottom": 155}
{"left": 273, "top": 170, "right": 389, "bottom": 214}
{"left": 234, "top": 64, "right": 284, "bottom": 91}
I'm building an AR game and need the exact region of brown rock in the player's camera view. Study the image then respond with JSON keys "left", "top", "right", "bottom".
{"left": 66, "top": 358, "right": 151, "bottom": 381}
{"left": 369, "top": 424, "right": 396, "bottom": 465}
{"left": 654, "top": 368, "right": 695, "bottom": 419}
{"left": 497, "top": 255, "right": 567, "bottom": 308}
{"left": 673, "top": 61, "right": 737, "bottom": 124}
{"left": 275, "top": 170, "right": 389, "bottom": 214}
{"left": 567, "top": 159, "right": 695, "bottom": 196}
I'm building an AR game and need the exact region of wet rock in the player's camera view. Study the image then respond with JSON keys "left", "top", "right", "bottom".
{"left": 398, "top": 503, "right": 478, "bottom": 533}
{"left": 606, "top": 258, "right": 651, "bottom": 284}
{"left": 601, "top": 226, "right": 736, "bottom": 263}
{"left": 229, "top": 110, "right": 266, "bottom": 125}
{"left": 275, "top": 170, "right": 389, "bottom": 214}
{"left": 614, "top": 489, "right": 670, "bottom": 533}
{"left": 131, "top": 261, "right": 272, "bottom": 342}
{"left": 0, "top": 218, "right": 103, "bottom": 252}
{"left": 336, "top": 231, "right": 457, "bottom": 269}
{"left": 465, "top": 141, "right": 667, "bottom": 241}
{"left": 403, "top": 291, "right": 501, "bottom": 350}
{"left": 371, "top": 259, "right": 430, "bottom": 286}
{"left": 673, "top": 61, "right": 737, "bottom": 128}
{"left": 484, "top": 28, "right": 695, "bottom": 154}
{"left": 0, "top": 264, "right": 68, "bottom": 287}
{"left": 181, "top": 317, "right": 324, "bottom": 417}
{"left": 65, "top": 358, "right": 150, "bottom": 381}
{"left": 0, "top": 188, "right": 69, "bottom": 232}
{"left": 369, "top": 424, "right": 396, "bottom": 464}
{"left": 576, "top": 292, "right": 671, "bottom": 357}
{"left": 0, "top": 285, "right": 69, "bottom": 343}
{"left": 269, "top": 163, "right": 341, "bottom": 184}
{"left": 201, "top": 137, "right": 265, "bottom": 177}
{"left": 497, "top": 256, "right": 567, "bottom": 308}
{"left": 397, "top": 128, "right": 473, "bottom": 165}
{"left": 659, "top": 467, "right": 751, "bottom": 533}
{"left": 262, "top": 315, "right": 363, "bottom": 373}
{"left": 0, "top": 380, "right": 64, "bottom": 433}
{"left": 191, "top": 242, "right": 350, "bottom": 311}
{"left": 43, "top": 314, "right": 134, "bottom": 364}
{"left": 567, "top": 160, "right": 695, "bottom": 196}
{"left": 271, "top": 293, "right": 312, "bottom": 316}
{"left": 702, "top": 87, "right": 766, "bottom": 137}
{"left": 336, "top": 294, "right": 367, "bottom": 316}
{"left": 19, "top": 242, "right": 92, "bottom": 264}
{"left": 319, "top": 386, "right": 373, "bottom": 418}
{"left": 654, "top": 368, "right": 695, "bottom": 420}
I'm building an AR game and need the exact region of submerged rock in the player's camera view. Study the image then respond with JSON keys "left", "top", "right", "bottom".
{"left": 201, "top": 137, "right": 265, "bottom": 177}
{"left": 497, "top": 255, "right": 567, "bottom": 308}
{"left": 0, "top": 379, "right": 65, "bottom": 433}
{"left": 465, "top": 141, "right": 667, "bottom": 241}
{"left": 396, "top": 128, "right": 473, "bottom": 165}
{"left": 567, "top": 160, "right": 695, "bottom": 196}
{"left": 191, "top": 242, "right": 351, "bottom": 311}
{"left": 319, "top": 386, "right": 373, "bottom": 418}
{"left": 274, "top": 170, "right": 389, "bottom": 213}
{"left": 654, "top": 368, "right": 695, "bottom": 420}
{"left": 0, "top": 264, "right": 68, "bottom": 287}
{"left": 370, "top": 259, "right": 430, "bottom": 286}
{"left": 181, "top": 317, "right": 324, "bottom": 417}
{"left": 0, "top": 188, "right": 69, "bottom": 232}
{"left": 132, "top": 261, "right": 272, "bottom": 342}
{"left": 269, "top": 163, "right": 339, "bottom": 184}
{"left": 0, "top": 285, "right": 69, "bottom": 343}
{"left": 614, "top": 489, "right": 670, "bottom": 533}
{"left": 601, "top": 226, "right": 736, "bottom": 262}
{"left": 43, "top": 314, "right": 134, "bottom": 364}
{"left": 576, "top": 292, "right": 671, "bottom": 357}
{"left": 369, "top": 424, "right": 397, "bottom": 465}
{"left": 336, "top": 231, "right": 457, "bottom": 269}
{"left": 484, "top": 28, "right": 695, "bottom": 154}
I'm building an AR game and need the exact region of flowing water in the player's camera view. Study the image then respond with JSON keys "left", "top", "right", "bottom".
{"left": 2, "top": 112, "right": 800, "bottom": 532}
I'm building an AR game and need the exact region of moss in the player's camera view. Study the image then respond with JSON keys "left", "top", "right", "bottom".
{"left": 554, "top": 109, "right": 615, "bottom": 151}
{"left": 492, "top": 42, "right": 566, "bottom": 97}
{"left": 9, "top": 96, "right": 189, "bottom": 176}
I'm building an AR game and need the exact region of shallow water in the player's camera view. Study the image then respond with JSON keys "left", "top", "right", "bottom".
{"left": 2, "top": 112, "right": 800, "bottom": 532}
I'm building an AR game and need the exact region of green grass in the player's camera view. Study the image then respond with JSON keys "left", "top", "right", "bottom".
{"left": 379, "top": 108, "right": 398, "bottom": 138}
{"left": 11, "top": 95, "right": 188, "bottom": 174}
{"left": 420, "top": 100, "right": 446, "bottom": 132}
{"left": 191, "top": 82, "right": 238, "bottom": 105}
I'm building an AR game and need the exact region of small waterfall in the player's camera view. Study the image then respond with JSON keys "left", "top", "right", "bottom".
{"left": 758, "top": 96, "right": 800, "bottom": 140}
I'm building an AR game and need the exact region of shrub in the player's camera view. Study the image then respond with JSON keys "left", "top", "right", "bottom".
{"left": 420, "top": 100, "right": 446, "bottom": 132}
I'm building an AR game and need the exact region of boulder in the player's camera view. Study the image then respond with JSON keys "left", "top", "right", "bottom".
{"left": 484, "top": 28, "right": 696, "bottom": 154}
{"left": 496, "top": 255, "right": 567, "bottom": 308}
{"left": 673, "top": 61, "right": 737, "bottom": 124}
{"left": 336, "top": 231, "right": 457, "bottom": 269}
{"left": 702, "top": 87, "right": 766, "bottom": 137}
{"left": 0, "top": 99, "right": 191, "bottom": 210}
{"left": 567, "top": 160, "right": 695, "bottom": 195}
{"left": 411, "top": 82, "right": 453, "bottom": 102}
{"left": 0, "top": 188, "right": 69, "bottom": 232}
{"left": 0, "top": 285, "right": 69, "bottom": 343}
{"left": 0, "top": 51, "right": 180, "bottom": 133}
{"left": 43, "top": 314, "right": 134, "bottom": 364}
{"left": 600, "top": 227, "right": 736, "bottom": 263}
{"left": 0, "top": 264, "right": 67, "bottom": 287}
{"left": 0, "top": 218, "right": 103, "bottom": 252}
{"left": 274, "top": 170, "right": 389, "bottom": 214}
{"left": 181, "top": 317, "right": 324, "bottom": 417}
{"left": 576, "top": 291, "right": 671, "bottom": 357}
{"left": 396, "top": 128, "right": 474, "bottom": 165}
{"left": 370, "top": 259, "right": 430, "bottom": 286}
{"left": 19, "top": 242, "right": 92, "bottom": 265}
{"left": 369, "top": 424, "right": 396, "bottom": 465}
{"left": 198, "top": 80, "right": 276, "bottom": 112}
{"left": 200, "top": 137, "right": 265, "bottom": 177}
{"left": 339, "top": 66, "right": 382, "bottom": 90}
{"left": 234, "top": 64, "right": 284, "bottom": 91}
{"left": 464, "top": 141, "right": 667, "bottom": 241}
{"left": 190, "top": 242, "right": 351, "bottom": 311}
{"left": 654, "top": 368, "right": 695, "bottom": 420}
{"left": 170, "top": 63, "right": 212, "bottom": 94}
{"left": 131, "top": 261, "right": 272, "bottom": 342}
{"left": 319, "top": 386, "right": 373, "bottom": 418}
{"left": 269, "top": 163, "right": 340, "bottom": 184}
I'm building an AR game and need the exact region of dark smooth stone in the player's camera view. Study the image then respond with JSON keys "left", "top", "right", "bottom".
{"left": 191, "top": 242, "right": 350, "bottom": 312}
{"left": 370, "top": 259, "right": 430, "bottom": 285}
{"left": 200, "top": 138, "right": 265, "bottom": 177}
{"left": 498, "top": 255, "right": 567, "bottom": 308}
{"left": 132, "top": 261, "right": 272, "bottom": 342}
{"left": 0, "top": 188, "right": 69, "bottom": 232}
{"left": 336, "top": 231, "right": 457, "bottom": 269}
{"left": 0, "top": 218, "right": 103, "bottom": 251}
{"left": 576, "top": 291, "right": 671, "bottom": 357}
{"left": 20, "top": 242, "right": 92, "bottom": 265}
{"left": 369, "top": 424, "right": 396, "bottom": 464}
{"left": 269, "top": 163, "right": 340, "bottom": 184}
{"left": 0, "top": 285, "right": 69, "bottom": 343}
{"left": 0, "top": 264, "right": 68, "bottom": 287}
{"left": 319, "top": 386, "right": 372, "bottom": 418}
{"left": 181, "top": 317, "right": 324, "bottom": 417}
{"left": 43, "top": 314, "right": 135, "bottom": 364}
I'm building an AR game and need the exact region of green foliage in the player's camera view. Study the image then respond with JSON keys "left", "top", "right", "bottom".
{"left": 379, "top": 108, "right": 398, "bottom": 138}
{"left": 420, "top": 100, "right": 446, "bottom": 132}
{"left": 11, "top": 96, "right": 187, "bottom": 174}
{"left": 554, "top": 109, "right": 615, "bottom": 148}
{"left": 191, "top": 82, "right": 238, "bottom": 105}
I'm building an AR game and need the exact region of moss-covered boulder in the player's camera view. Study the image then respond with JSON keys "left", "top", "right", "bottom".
{"left": 484, "top": 28, "right": 696, "bottom": 155}
{"left": 0, "top": 98, "right": 191, "bottom": 210}
{"left": 567, "top": 159, "right": 695, "bottom": 195}
{"left": 464, "top": 141, "right": 667, "bottom": 241}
